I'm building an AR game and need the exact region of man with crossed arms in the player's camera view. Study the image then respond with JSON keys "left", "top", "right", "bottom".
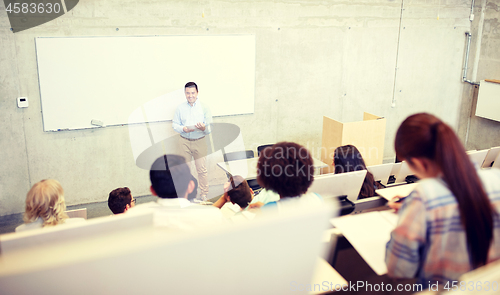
{"left": 172, "top": 82, "right": 212, "bottom": 202}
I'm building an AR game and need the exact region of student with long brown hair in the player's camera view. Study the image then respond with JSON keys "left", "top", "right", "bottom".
{"left": 333, "top": 145, "right": 382, "bottom": 199}
{"left": 385, "top": 113, "right": 500, "bottom": 288}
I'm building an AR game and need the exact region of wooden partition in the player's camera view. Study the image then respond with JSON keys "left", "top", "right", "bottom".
{"left": 321, "top": 112, "right": 386, "bottom": 173}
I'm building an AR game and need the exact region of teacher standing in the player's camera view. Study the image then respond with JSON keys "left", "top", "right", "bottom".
{"left": 172, "top": 82, "right": 212, "bottom": 201}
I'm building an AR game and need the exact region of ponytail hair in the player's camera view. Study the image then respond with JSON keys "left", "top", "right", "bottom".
{"left": 395, "top": 113, "right": 494, "bottom": 269}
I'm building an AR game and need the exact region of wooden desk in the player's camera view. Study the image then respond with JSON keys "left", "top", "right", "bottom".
{"left": 217, "top": 157, "right": 328, "bottom": 180}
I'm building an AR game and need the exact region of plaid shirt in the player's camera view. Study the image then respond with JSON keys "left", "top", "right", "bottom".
{"left": 385, "top": 168, "right": 500, "bottom": 288}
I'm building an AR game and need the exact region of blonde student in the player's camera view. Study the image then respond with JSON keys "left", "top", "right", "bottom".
{"left": 16, "top": 179, "right": 83, "bottom": 232}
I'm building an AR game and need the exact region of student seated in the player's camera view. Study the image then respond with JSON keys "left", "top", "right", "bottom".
{"left": 333, "top": 144, "right": 382, "bottom": 199}
{"left": 187, "top": 175, "right": 199, "bottom": 202}
{"left": 16, "top": 179, "right": 84, "bottom": 232}
{"left": 129, "top": 154, "right": 223, "bottom": 229}
{"left": 385, "top": 113, "right": 500, "bottom": 288}
{"left": 213, "top": 175, "right": 254, "bottom": 211}
{"left": 108, "top": 187, "right": 136, "bottom": 214}
{"left": 248, "top": 188, "right": 280, "bottom": 205}
{"left": 250, "top": 142, "right": 322, "bottom": 210}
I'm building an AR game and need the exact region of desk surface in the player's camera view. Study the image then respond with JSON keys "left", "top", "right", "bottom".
{"left": 375, "top": 183, "right": 418, "bottom": 201}
{"left": 330, "top": 210, "right": 398, "bottom": 276}
{"left": 217, "top": 157, "right": 328, "bottom": 180}
{"left": 310, "top": 257, "right": 347, "bottom": 294}
{"left": 330, "top": 182, "right": 418, "bottom": 275}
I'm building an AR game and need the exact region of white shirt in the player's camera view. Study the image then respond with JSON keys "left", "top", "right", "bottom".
{"left": 172, "top": 100, "right": 212, "bottom": 140}
{"left": 129, "top": 197, "right": 223, "bottom": 230}
{"left": 250, "top": 189, "right": 280, "bottom": 205}
{"left": 261, "top": 192, "right": 324, "bottom": 214}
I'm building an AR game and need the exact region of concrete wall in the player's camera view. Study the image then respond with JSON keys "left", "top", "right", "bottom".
{"left": 458, "top": 0, "right": 500, "bottom": 150}
{"left": 1, "top": 0, "right": 475, "bottom": 216}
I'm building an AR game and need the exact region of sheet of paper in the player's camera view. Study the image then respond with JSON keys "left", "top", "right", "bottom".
{"left": 376, "top": 183, "right": 418, "bottom": 201}
{"left": 321, "top": 228, "right": 342, "bottom": 243}
{"left": 310, "top": 257, "right": 347, "bottom": 294}
{"left": 378, "top": 210, "right": 398, "bottom": 227}
{"left": 331, "top": 211, "right": 397, "bottom": 275}
{"left": 225, "top": 203, "right": 242, "bottom": 213}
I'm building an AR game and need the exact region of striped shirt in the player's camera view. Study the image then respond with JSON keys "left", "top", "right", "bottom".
{"left": 385, "top": 168, "right": 500, "bottom": 288}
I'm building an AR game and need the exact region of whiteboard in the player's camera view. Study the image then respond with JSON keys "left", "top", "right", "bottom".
{"left": 35, "top": 35, "right": 255, "bottom": 131}
{"left": 476, "top": 80, "right": 500, "bottom": 123}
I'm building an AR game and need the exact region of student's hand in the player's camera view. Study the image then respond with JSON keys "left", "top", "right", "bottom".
{"left": 195, "top": 122, "right": 205, "bottom": 131}
{"left": 248, "top": 202, "right": 264, "bottom": 209}
{"left": 212, "top": 193, "right": 230, "bottom": 209}
{"left": 183, "top": 126, "right": 195, "bottom": 133}
{"left": 224, "top": 192, "right": 231, "bottom": 203}
{"left": 222, "top": 182, "right": 232, "bottom": 203}
{"left": 387, "top": 196, "right": 404, "bottom": 213}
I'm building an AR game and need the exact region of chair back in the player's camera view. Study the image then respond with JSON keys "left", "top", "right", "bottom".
{"left": 483, "top": 146, "right": 500, "bottom": 168}
{"left": 0, "top": 211, "right": 153, "bottom": 255}
{"left": 308, "top": 170, "right": 367, "bottom": 202}
{"left": 467, "top": 149, "right": 489, "bottom": 168}
{"left": 65, "top": 208, "right": 87, "bottom": 219}
{"left": 223, "top": 150, "right": 254, "bottom": 162}
{"left": 0, "top": 203, "right": 337, "bottom": 295}
{"left": 257, "top": 144, "right": 273, "bottom": 156}
{"left": 367, "top": 163, "right": 395, "bottom": 186}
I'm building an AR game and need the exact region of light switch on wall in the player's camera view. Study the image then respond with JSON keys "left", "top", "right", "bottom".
{"left": 17, "top": 97, "right": 29, "bottom": 108}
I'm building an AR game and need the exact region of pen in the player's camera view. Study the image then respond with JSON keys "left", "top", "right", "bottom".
{"left": 393, "top": 196, "right": 406, "bottom": 203}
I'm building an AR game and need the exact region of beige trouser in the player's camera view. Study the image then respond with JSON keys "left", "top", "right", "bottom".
{"left": 179, "top": 136, "right": 209, "bottom": 197}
